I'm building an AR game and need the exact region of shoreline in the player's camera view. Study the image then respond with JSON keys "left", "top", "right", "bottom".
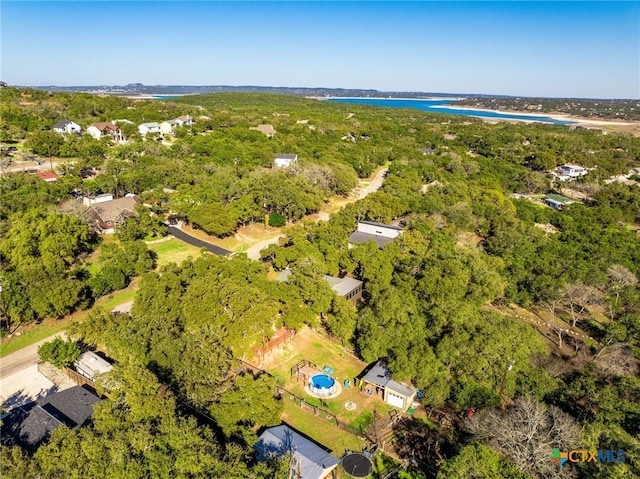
{"left": 315, "top": 95, "right": 461, "bottom": 101}
{"left": 318, "top": 96, "right": 638, "bottom": 130}
{"left": 437, "top": 104, "right": 636, "bottom": 126}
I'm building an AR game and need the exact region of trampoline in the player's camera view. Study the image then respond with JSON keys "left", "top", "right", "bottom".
{"left": 341, "top": 452, "right": 373, "bottom": 478}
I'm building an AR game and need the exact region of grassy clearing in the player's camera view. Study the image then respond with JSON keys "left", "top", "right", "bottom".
{"left": 94, "top": 285, "right": 138, "bottom": 310}
{"left": 0, "top": 321, "right": 68, "bottom": 357}
{"left": 264, "top": 328, "right": 395, "bottom": 426}
{"left": 281, "top": 400, "right": 364, "bottom": 456}
{"left": 0, "top": 279, "right": 140, "bottom": 357}
{"left": 148, "top": 238, "right": 205, "bottom": 267}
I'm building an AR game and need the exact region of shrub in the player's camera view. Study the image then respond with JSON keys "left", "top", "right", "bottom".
{"left": 268, "top": 212, "right": 286, "bottom": 227}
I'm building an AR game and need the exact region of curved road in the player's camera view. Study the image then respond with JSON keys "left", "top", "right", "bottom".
{"left": 168, "top": 227, "right": 231, "bottom": 256}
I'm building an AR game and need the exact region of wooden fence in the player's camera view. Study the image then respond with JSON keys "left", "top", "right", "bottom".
{"left": 275, "top": 385, "right": 368, "bottom": 440}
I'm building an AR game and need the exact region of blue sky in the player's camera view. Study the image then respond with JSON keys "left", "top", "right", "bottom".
{"left": 2, "top": 1, "right": 638, "bottom": 98}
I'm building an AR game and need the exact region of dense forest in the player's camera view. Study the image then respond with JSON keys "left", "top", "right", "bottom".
{"left": 1, "top": 87, "right": 639, "bottom": 478}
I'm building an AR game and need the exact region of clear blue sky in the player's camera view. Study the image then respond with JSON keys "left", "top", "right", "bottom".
{"left": 2, "top": 1, "right": 638, "bottom": 98}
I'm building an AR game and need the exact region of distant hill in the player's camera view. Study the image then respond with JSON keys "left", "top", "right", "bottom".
{"left": 15, "top": 83, "right": 481, "bottom": 99}
{"left": 7, "top": 83, "right": 638, "bottom": 120}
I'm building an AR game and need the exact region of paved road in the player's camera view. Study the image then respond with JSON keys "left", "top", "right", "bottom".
{"left": 0, "top": 332, "right": 67, "bottom": 380}
{"left": 168, "top": 227, "right": 231, "bottom": 256}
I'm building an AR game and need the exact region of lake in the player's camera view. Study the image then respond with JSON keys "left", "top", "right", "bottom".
{"left": 326, "top": 98, "right": 574, "bottom": 125}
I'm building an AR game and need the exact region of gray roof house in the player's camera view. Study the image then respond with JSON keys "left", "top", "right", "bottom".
{"left": 52, "top": 119, "right": 82, "bottom": 134}
{"left": 275, "top": 269, "right": 363, "bottom": 304}
{"left": 0, "top": 386, "right": 100, "bottom": 452}
{"left": 348, "top": 220, "right": 403, "bottom": 249}
{"left": 360, "top": 361, "right": 417, "bottom": 410}
{"left": 255, "top": 424, "right": 340, "bottom": 479}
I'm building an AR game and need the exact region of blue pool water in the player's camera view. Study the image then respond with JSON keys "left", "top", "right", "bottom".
{"left": 311, "top": 374, "right": 335, "bottom": 389}
{"left": 327, "top": 98, "right": 574, "bottom": 125}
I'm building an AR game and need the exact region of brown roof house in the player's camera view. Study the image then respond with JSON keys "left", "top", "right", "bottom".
{"left": 36, "top": 171, "right": 59, "bottom": 183}
{"left": 86, "top": 121, "right": 123, "bottom": 141}
{"left": 83, "top": 194, "right": 137, "bottom": 234}
{"left": 250, "top": 124, "right": 276, "bottom": 138}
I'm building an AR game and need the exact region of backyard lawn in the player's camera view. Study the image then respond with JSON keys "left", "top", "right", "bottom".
{"left": 261, "top": 327, "right": 395, "bottom": 428}
{"left": 148, "top": 238, "right": 206, "bottom": 267}
{"left": 281, "top": 400, "right": 365, "bottom": 457}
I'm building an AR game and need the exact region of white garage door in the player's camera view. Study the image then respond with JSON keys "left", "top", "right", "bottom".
{"left": 386, "top": 391, "right": 404, "bottom": 409}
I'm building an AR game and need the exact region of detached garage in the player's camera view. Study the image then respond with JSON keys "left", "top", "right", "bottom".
{"left": 360, "top": 361, "right": 417, "bottom": 411}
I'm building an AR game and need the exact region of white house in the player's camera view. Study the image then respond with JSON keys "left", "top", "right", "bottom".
{"left": 175, "top": 115, "right": 194, "bottom": 126}
{"left": 87, "top": 122, "right": 123, "bottom": 141}
{"left": 274, "top": 153, "right": 298, "bottom": 168}
{"left": 160, "top": 120, "right": 179, "bottom": 135}
{"left": 52, "top": 119, "right": 82, "bottom": 134}
{"left": 360, "top": 361, "right": 417, "bottom": 410}
{"left": 557, "top": 164, "right": 588, "bottom": 181}
{"left": 138, "top": 122, "right": 161, "bottom": 137}
{"left": 348, "top": 220, "right": 403, "bottom": 248}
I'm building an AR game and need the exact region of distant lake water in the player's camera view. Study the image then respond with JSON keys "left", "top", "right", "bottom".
{"left": 326, "top": 98, "right": 573, "bottom": 125}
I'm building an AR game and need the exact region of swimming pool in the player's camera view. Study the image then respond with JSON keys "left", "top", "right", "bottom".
{"left": 310, "top": 374, "right": 337, "bottom": 396}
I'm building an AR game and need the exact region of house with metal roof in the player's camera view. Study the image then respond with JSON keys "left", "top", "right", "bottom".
{"left": 275, "top": 269, "right": 363, "bottom": 304}
{"left": 360, "top": 361, "right": 417, "bottom": 410}
{"left": 348, "top": 220, "right": 403, "bottom": 249}
{"left": 255, "top": 424, "right": 339, "bottom": 479}
{"left": 544, "top": 193, "right": 575, "bottom": 210}
{"left": 0, "top": 386, "right": 100, "bottom": 452}
{"left": 74, "top": 351, "right": 113, "bottom": 381}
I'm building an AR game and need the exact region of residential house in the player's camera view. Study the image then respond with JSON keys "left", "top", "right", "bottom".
{"left": 0, "top": 386, "right": 100, "bottom": 452}
{"left": 275, "top": 269, "right": 363, "bottom": 304}
{"left": 557, "top": 164, "right": 588, "bottom": 181}
{"left": 254, "top": 424, "right": 340, "bottom": 479}
{"left": 74, "top": 351, "right": 113, "bottom": 381}
{"left": 160, "top": 119, "right": 179, "bottom": 135}
{"left": 360, "top": 361, "right": 417, "bottom": 410}
{"left": 87, "top": 121, "right": 123, "bottom": 141}
{"left": 544, "top": 193, "right": 575, "bottom": 211}
{"left": 52, "top": 119, "right": 82, "bottom": 134}
{"left": 84, "top": 194, "right": 137, "bottom": 234}
{"left": 274, "top": 153, "right": 298, "bottom": 168}
{"left": 138, "top": 122, "right": 161, "bottom": 137}
{"left": 348, "top": 221, "right": 403, "bottom": 249}
{"left": 175, "top": 115, "right": 194, "bottom": 126}
{"left": 36, "top": 171, "right": 59, "bottom": 183}
{"left": 250, "top": 124, "right": 276, "bottom": 138}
